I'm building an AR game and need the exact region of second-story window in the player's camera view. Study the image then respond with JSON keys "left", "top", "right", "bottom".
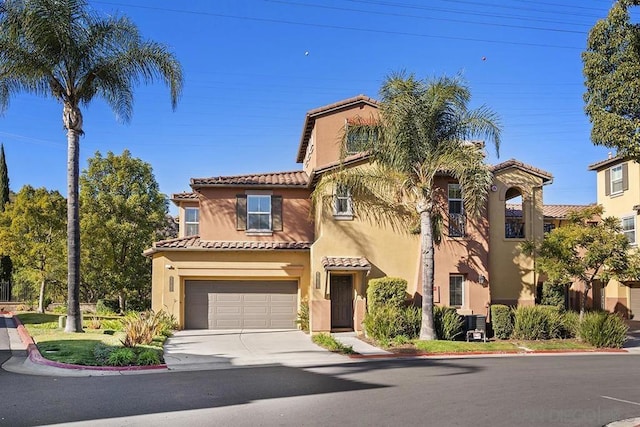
{"left": 184, "top": 207, "right": 199, "bottom": 236}
{"left": 611, "top": 165, "right": 623, "bottom": 195}
{"left": 334, "top": 184, "right": 353, "bottom": 219}
{"left": 448, "top": 183, "right": 465, "bottom": 237}
{"left": 345, "top": 120, "right": 378, "bottom": 154}
{"left": 622, "top": 216, "right": 636, "bottom": 245}
{"left": 247, "top": 195, "right": 271, "bottom": 231}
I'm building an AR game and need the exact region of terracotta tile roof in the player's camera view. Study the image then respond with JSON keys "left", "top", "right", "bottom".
{"left": 191, "top": 170, "right": 309, "bottom": 188}
{"left": 144, "top": 236, "right": 312, "bottom": 255}
{"left": 171, "top": 192, "right": 199, "bottom": 202}
{"left": 587, "top": 155, "right": 624, "bottom": 171}
{"left": 321, "top": 256, "right": 371, "bottom": 271}
{"left": 505, "top": 204, "right": 593, "bottom": 219}
{"left": 491, "top": 159, "right": 553, "bottom": 182}
{"left": 296, "top": 95, "right": 378, "bottom": 163}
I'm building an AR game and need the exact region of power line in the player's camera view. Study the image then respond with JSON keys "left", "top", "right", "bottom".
{"left": 92, "top": 1, "right": 583, "bottom": 50}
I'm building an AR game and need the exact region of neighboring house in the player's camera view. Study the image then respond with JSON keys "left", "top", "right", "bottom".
{"left": 144, "top": 95, "right": 553, "bottom": 332}
{"left": 589, "top": 155, "right": 640, "bottom": 318}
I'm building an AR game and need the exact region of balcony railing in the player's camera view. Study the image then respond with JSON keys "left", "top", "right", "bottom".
{"left": 449, "top": 213, "right": 466, "bottom": 237}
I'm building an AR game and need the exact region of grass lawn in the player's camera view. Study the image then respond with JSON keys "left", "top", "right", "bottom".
{"left": 383, "top": 339, "right": 597, "bottom": 354}
{"left": 16, "top": 312, "right": 167, "bottom": 366}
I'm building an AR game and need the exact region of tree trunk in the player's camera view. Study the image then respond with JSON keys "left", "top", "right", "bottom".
{"left": 580, "top": 282, "right": 592, "bottom": 322}
{"left": 419, "top": 204, "right": 436, "bottom": 340}
{"left": 38, "top": 278, "right": 46, "bottom": 314}
{"left": 118, "top": 292, "right": 126, "bottom": 314}
{"left": 64, "top": 104, "right": 83, "bottom": 333}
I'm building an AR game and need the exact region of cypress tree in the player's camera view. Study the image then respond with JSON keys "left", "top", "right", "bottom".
{"left": 0, "top": 144, "right": 12, "bottom": 300}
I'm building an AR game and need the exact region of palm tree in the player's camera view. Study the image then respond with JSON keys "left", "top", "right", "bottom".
{"left": 0, "top": 0, "right": 183, "bottom": 332}
{"left": 314, "top": 72, "right": 500, "bottom": 340}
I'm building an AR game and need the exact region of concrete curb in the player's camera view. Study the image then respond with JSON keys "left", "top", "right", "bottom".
{"left": 347, "top": 346, "right": 628, "bottom": 359}
{"left": 10, "top": 314, "right": 168, "bottom": 372}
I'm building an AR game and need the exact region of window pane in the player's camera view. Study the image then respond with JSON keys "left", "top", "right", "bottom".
{"left": 448, "top": 184, "right": 462, "bottom": 199}
{"left": 449, "top": 276, "right": 463, "bottom": 306}
{"left": 449, "top": 200, "right": 463, "bottom": 215}
{"left": 185, "top": 208, "right": 199, "bottom": 223}
{"left": 185, "top": 223, "right": 199, "bottom": 236}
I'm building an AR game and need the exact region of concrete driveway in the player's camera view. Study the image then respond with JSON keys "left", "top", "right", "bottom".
{"left": 163, "top": 329, "right": 347, "bottom": 371}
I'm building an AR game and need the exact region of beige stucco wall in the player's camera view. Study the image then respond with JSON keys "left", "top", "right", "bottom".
{"left": 488, "top": 168, "right": 545, "bottom": 306}
{"left": 150, "top": 249, "right": 311, "bottom": 329}
{"left": 195, "top": 187, "right": 314, "bottom": 242}
{"left": 302, "top": 103, "right": 379, "bottom": 175}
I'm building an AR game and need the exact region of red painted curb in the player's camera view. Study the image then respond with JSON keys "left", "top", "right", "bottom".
{"left": 9, "top": 314, "right": 168, "bottom": 372}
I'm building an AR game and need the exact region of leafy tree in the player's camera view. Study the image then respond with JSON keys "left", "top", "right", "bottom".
{"left": 80, "top": 150, "right": 167, "bottom": 313}
{"left": 522, "top": 206, "right": 632, "bottom": 319}
{"left": 313, "top": 72, "right": 501, "bottom": 340}
{"left": 0, "top": 186, "right": 66, "bottom": 312}
{"left": 583, "top": 0, "right": 640, "bottom": 158}
{"left": 0, "top": 0, "right": 183, "bottom": 331}
{"left": 0, "top": 143, "right": 11, "bottom": 300}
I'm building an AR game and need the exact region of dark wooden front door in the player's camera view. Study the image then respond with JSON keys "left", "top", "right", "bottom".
{"left": 330, "top": 275, "right": 353, "bottom": 329}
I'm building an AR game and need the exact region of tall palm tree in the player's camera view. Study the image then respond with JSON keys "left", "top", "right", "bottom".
{"left": 314, "top": 72, "right": 500, "bottom": 340}
{"left": 0, "top": 0, "right": 183, "bottom": 332}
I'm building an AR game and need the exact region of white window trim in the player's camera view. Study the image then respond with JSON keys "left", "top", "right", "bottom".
{"left": 247, "top": 194, "right": 272, "bottom": 232}
{"left": 333, "top": 185, "right": 353, "bottom": 220}
{"left": 184, "top": 207, "right": 199, "bottom": 237}
{"left": 622, "top": 214, "right": 636, "bottom": 246}
{"left": 610, "top": 165, "right": 624, "bottom": 196}
{"left": 449, "top": 275, "right": 465, "bottom": 308}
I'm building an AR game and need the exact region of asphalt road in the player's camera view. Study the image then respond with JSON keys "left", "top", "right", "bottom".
{"left": 1, "top": 353, "right": 639, "bottom": 427}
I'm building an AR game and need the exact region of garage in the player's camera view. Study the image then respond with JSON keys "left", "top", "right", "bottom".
{"left": 630, "top": 286, "right": 640, "bottom": 319}
{"left": 184, "top": 280, "right": 298, "bottom": 329}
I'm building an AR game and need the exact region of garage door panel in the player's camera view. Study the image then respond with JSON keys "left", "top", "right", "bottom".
{"left": 185, "top": 280, "right": 298, "bottom": 329}
{"left": 630, "top": 286, "right": 640, "bottom": 319}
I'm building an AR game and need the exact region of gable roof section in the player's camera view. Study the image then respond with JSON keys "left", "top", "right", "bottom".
{"left": 587, "top": 155, "right": 624, "bottom": 171}
{"left": 191, "top": 170, "right": 309, "bottom": 189}
{"left": 322, "top": 256, "right": 371, "bottom": 271}
{"left": 296, "top": 94, "right": 378, "bottom": 163}
{"left": 171, "top": 192, "right": 199, "bottom": 202}
{"left": 143, "top": 236, "right": 312, "bottom": 256}
{"left": 491, "top": 159, "right": 553, "bottom": 183}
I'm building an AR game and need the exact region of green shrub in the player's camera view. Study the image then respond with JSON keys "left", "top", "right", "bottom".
{"left": 155, "top": 310, "right": 178, "bottom": 337}
{"left": 561, "top": 311, "right": 580, "bottom": 339}
{"left": 513, "top": 306, "right": 551, "bottom": 340}
{"left": 363, "top": 306, "right": 403, "bottom": 343}
{"left": 402, "top": 305, "right": 421, "bottom": 339}
{"left": 93, "top": 343, "right": 113, "bottom": 365}
{"left": 51, "top": 304, "right": 67, "bottom": 314}
{"left": 491, "top": 304, "right": 513, "bottom": 339}
{"left": 541, "top": 283, "right": 566, "bottom": 308}
{"left": 86, "top": 317, "right": 101, "bottom": 330}
{"left": 107, "top": 348, "right": 135, "bottom": 366}
{"left": 366, "top": 277, "right": 407, "bottom": 311}
{"left": 579, "top": 311, "right": 628, "bottom": 348}
{"left": 96, "top": 300, "right": 117, "bottom": 316}
{"left": 100, "top": 319, "right": 124, "bottom": 331}
{"left": 434, "top": 306, "right": 464, "bottom": 341}
{"left": 296, "top": 297, "right": 310, "bottom": 333}
{"left": 137, "top": 349, "right": 161, "bottom": 365}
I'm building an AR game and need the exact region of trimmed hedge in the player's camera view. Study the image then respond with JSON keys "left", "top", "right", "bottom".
{"left": 491, "top": 304, "right": 513, "bottom": 339}
{"left": 366, "top": 277, "right": 407, "bottom": 311}
{"left": 363, "top": 305, "right": 421, "bottom": 343}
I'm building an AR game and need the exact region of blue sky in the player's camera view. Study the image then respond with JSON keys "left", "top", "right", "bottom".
{"left": 0, "top": 0, "right": 618, "bottom": 212}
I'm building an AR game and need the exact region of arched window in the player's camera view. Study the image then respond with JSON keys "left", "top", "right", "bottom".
{"left": 505, "top": 188, "right": 525, "bottom": 239}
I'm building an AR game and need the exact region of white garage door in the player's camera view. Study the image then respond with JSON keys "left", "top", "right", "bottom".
{"left": 184, "top": 280, "right": 298, "bottom": 329}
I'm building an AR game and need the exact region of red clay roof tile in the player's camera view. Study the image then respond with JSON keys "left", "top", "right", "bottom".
{"left": 144, "top": 237, "right": 312, "bottom": 255}
{"left": 321, "top": 256, "right": 371, "bottom": 270}
{"left": 191, "top": 170, "right": 309, "bottom": 188}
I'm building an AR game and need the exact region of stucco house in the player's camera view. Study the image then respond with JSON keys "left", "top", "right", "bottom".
{"left": 587, "top": 155, "right": 640, "bottom": 318}
{"left": 145, "top": 95, "right": 555, "bottom": 332}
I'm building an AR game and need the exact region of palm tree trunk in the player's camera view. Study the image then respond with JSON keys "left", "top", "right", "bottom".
{"left": 64, "top": 104, "right": 83, "bottom": 333}
{"left": 419, "top": 204, "right": 436, "bottom": 340}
